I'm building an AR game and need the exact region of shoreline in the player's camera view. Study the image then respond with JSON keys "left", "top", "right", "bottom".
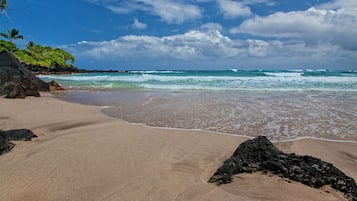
{"left": 29, "top": 92, "right": 357, "bottom": 144}
{"left": 0, "top": 93, "right": 356, "bottom": 201}
{"left": 99, "top": 104, "right": 357, "bottom": 144}
{"left": 51, "top": 86, "right": 357, "bottom": 142}
{"left": 100, "top": 107, "right": 357, "bottom": 144}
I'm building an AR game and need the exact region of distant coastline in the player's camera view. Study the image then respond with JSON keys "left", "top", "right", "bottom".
{"left": 26, "top": 64, "right": 124, "bottom": 75}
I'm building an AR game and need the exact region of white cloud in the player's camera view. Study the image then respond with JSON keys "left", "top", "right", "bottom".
{"left": 85, "top": 0, "right": 202, "bottom": 24}
{"left": 65, "top": 30, "right": 357, "bottom": 69}
{"left": 218, "top": 0, "right": 252, "bottom": 18}
{"left": 216, "top": 0, "right": 274, "bottom": 19}
{"left": 242, "top": 0, "right": 275, "bottom": 6}
{"left": 247, "top": 39, "right": 269, "bottom": 57}
{"left": 199, "top": 22, "right": 223, "bottom": 31}
{"left": 231, "top": 3, "right": 357, "bottom": 50}
{"left": 67, "top": 30, "right": 239, "bottom": 60}
{"left": 150, "top": 0, "right": 202, "bottom": 24}
{"left": 318, "top": 0, "right": 357, "bottom": 11}
{"left": 132, "top": 18, "right": 147, "bottom": 29}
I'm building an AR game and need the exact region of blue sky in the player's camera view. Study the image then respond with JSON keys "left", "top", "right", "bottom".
{"left": 1, "top": 0, "right": 357, "bottom": 70}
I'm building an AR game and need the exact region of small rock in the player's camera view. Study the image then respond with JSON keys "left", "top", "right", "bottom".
{"left": 48, "top": 80, "right": 65, "bottom": 91}
{"left": 0, "top": 131, "right": 15, "bottom": 155}
{"left": 3, "top": 129, "right": 38, "bottom": 141}
{"left": 209, "top": 136, "right": 357, "bottom": 201}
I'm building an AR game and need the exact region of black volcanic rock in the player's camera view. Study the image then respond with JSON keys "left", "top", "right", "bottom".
{"left": 0, "top": 129, "right": 37, "bottom": 155}
{"left": 25, "top": 64, "right": 78, "bottom": 74}
{"left": 37, "top": 78, "right": 50, "bottom": 92}
{"left": 25, "top": 63, "right": 120, "bottom": 75}
{"left": 209, "top": 136, "right": 357, "bottom": 201}
{"left": 2, "top": 129, "right": 38, "bottom": 141}
{"left": 48, "top": 80, "right": 65, "bottom": 91}
{"left": 0, "top": 51, "right": 49, "bottom": 98}
{"left": 0, "top": 131, "right": 14, "bottom": 155}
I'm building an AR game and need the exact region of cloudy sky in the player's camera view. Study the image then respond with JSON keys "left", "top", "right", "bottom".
{"left": 2, "top": 0, "right": 357, "bottom": 70}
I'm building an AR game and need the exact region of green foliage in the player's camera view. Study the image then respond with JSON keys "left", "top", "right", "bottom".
{"left": 0, "top": 39, "right": 18, "bottom": 52}
{"left": 0, "top": 28, "right": 75, "bottom": 68}
{"left": 1, "top": 3, "right": 76, "bottom": 70}
{"left": 53, "top": 48, "right": 75, "bottom": 65}
{"left": 26, "top": 41, "right": 35, "bottom": 49}
{"left": 14, "top": 42, "right": 76, "bottom": 68}
{"left": 14, "top": 50, "right": 51, "bottom": 67}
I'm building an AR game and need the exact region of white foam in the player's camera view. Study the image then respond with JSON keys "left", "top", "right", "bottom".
{"left": 40, "top": 73, "right": 357, "bottom": 83}
{"left": 100, "top": 110, "right": 357, "bottom": 143}
{"left": 129, "top": 70, "right": 183, "bottom": 74}
{"left": 39, "top": 73, "right": 357, "bottom": 91}
{"left": 272, "top": 136, "right": 357, "bottom": 143}
{"left": 264, "top": 72, "right": 303, "bottom": 77}
{"left": 229, "top": 69, "right": 238, "bottom": 72}
{"left": 139, "top": 84, "right": 357, "bottom": 92}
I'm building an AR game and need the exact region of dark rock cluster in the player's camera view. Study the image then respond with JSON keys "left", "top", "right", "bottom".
{"left": 25, "top": 64, "right": 79, "bottom": 74}
{"left": 209, "top": 136, "right": 357, "bottom": 201}
{"left": 0, "top": 51, "right": 48, "bottom": 98}
{"left": 26, "top": 63, "right": 121, "bottom": 75}
{"left": 0, "top": 132, "right": 14, "bottom": 155}
{"left": 0, "top": 51, "right": 66, "bottom": 98}
{"left": 0, "top": 129, "right": 37, "bottom": 155}
{"left": 48, "top": 80, "right": 65, "bottom": 91}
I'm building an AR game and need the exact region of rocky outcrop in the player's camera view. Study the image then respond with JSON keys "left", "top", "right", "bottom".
{"left": 0, "top": 51, "right": 50, "bottom": 98}
{"left": 0, "top": 129, "right": 37, "bottom": 155}
{"left": 209, "top": 136, "right": 357, "bottom": 201}
{"left": 26, "top": 63, "right": 121, "bottom": 75}
{"left": 48, "top": 80, "right": 65, "bottom": 91}
{"left": 37, "top": 78, "right": 50, "bottom": 92}
{"left": 25, "top": 64, "right": 78, "bottom": 75}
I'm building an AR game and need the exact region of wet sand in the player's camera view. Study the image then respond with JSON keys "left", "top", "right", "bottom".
{"left": 60, "top": 90, "right": 357, "bottom": 141}
{"left": 0, "top": 94, "right": 356, "bottom": 201}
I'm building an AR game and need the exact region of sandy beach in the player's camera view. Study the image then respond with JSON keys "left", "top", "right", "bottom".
{"left": 0, "top": 94, "right": 356, "bottom": 201}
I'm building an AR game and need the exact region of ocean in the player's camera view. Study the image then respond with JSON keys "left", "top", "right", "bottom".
{"left": 39, "top": 69, "right": 357, "bottom": 141}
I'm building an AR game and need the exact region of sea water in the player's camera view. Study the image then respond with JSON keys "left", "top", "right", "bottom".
{"left": 40, "top": 70, "right": 357, "bottom": 141}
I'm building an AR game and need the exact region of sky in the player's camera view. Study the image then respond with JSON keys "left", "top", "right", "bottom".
{"left": 1, "top": 0, "right": 357, "bottom": 70}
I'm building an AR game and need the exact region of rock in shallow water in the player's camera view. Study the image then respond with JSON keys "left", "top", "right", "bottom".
{"left": 208, "top": 136, "right": 357, "bottom": 201}
{"left": 48, "top": 80, "right": 65, "bottom": 91}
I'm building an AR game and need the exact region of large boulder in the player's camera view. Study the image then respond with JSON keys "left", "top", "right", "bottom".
{"left": 37, "top": 78, "right": 50, "bottom": 92}
{"left": 209, "top": 136, "right": 357, "bottom": 201}
{"left": 0, "top": 51, "right": 49, "bottom": 98}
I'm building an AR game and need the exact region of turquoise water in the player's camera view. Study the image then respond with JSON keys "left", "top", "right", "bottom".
{"left": 39, "top": 69, "right": 357, "bottom": 92}
{"left": 41, "top": 70, "right": 357, "bottom": 141}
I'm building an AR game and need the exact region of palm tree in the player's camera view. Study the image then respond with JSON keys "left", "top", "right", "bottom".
{"left": 0, "top": 0, "right": 10, "bottom": 19}
{"left": 0, "top": 0, "right": 6, "bottom": 10}
{"left": 0, "top": 28, "right": 24, "bottom": 42}
{"left": 26, "top": 41, "right": 35, "bottom": 49}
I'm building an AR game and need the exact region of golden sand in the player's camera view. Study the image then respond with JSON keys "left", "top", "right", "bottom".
{"left": 0, "top": 94, "right": 356, "bottom": 201}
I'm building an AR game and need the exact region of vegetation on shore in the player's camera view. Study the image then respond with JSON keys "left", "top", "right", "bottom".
{"left": 0, "top": 31, "right": 75, "bottom": 69}
{"left": 1, "top": 2, "right": 75, "bottom": 70}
